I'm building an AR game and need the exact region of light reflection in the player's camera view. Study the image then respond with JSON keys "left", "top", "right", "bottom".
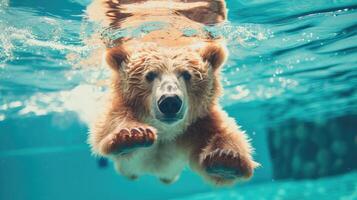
{"left": 230, "top": 85, "right": 250, "bottom": 100}
{"left": 0, "top": 114, "right": 5, "bottom": 121}
{"left": 0, "top": 84, "right": 107, "bottom": 124}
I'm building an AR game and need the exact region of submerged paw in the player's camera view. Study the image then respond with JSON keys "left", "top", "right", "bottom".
{"left": 159, "top": 178, "right": 175, "bottom": 185}
{"left": 103, "top": 127, "right": 157, "bottom": 155}
{"left": 201, "top": 149, "right": 254, "bottom": 180}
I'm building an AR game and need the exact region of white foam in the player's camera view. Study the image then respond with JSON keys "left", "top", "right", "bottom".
{"left": 17, "top": 84, "right": 107, "bottom": 125}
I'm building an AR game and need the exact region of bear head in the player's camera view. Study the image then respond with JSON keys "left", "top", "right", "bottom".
{"left": 105, "top": 42, "right": 227, "bottom": 134}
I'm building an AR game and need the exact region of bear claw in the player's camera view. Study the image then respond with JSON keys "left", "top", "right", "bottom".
{"left": 201, "top": 148, "right": 252, "bottom": 180}
{"left": 103, "top": 127, "right": 157, "bottom": 155}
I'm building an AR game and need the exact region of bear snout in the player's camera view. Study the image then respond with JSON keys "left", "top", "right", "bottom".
{"left": 158, "top": 94, "right": 182, "bottom": 116}
{"left": 155, "top": 94, "right": 186, "bottom": 124}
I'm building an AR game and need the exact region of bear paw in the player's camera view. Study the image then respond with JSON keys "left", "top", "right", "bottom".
{"left": 102, "top": 127, "right": 157, "bottom": 155}
{"left": 201, "top": 149, "right": 254, "bottom": 183}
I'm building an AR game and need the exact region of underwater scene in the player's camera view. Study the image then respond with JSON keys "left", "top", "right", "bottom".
{"left": 0, "top": 0, "right": 356, "bottom": 199}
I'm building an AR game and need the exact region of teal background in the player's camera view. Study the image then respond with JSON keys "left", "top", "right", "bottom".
{"left": 0, "top": 0, "right": 356, "bottom": 199}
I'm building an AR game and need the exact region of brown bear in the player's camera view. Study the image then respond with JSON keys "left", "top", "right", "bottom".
{"left": 87, "top": 0, "right": 259, "bottom": 185}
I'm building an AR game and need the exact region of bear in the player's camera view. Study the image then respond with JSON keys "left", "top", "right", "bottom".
{"left": 86, "top": 0, "right": 259, "bottom": 185}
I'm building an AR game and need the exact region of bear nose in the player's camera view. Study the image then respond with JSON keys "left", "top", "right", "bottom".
{"left": 158, "top": 95, "right": 182, "bottom": 115}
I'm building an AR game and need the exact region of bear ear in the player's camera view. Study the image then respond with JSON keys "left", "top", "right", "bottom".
{"left": 105, "top": 46, "right": 129, "bottom": 71}
{"left": 200, "top": 43, "right": 227, "bottom": 70}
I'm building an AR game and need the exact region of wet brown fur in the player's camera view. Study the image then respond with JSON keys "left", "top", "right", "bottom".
{"left": 87, "top": 0, "right": 259, "bottom": 186}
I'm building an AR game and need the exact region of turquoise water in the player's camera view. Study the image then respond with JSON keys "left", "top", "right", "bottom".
{"left": 0, "top": 0, "right": 356, "bottom": 200}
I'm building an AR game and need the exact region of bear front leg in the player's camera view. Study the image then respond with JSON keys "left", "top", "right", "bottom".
{"left": 199, "top": 132, "right": 259, "bottom": 185}
{"left": 184, "top": 108, "right": 259, "bottom": 185}
{"left": 89, "top": 108, "right": 157, "bottom": 157}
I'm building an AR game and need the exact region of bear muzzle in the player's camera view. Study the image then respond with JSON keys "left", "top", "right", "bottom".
{"left": 157, "top": 94, "right": 184, "bottom": 124}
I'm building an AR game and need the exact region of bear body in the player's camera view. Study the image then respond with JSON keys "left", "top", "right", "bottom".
{"left": 115, "top": 139, "right": 187, "bottom": 183}
{"left": 87, "top": 0, "right": 259, "bottom": 185}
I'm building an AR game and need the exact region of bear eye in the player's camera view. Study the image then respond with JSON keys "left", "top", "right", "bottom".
{"left": 181, "top": 70, "right": 191, "bottom": 81}
{"left": 145, "top": 71, "right": 157, "bottom": 82}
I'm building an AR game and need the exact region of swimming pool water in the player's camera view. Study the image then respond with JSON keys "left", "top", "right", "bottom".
{"left": 0, "top": 0, "right": 356, "bottom": 199}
